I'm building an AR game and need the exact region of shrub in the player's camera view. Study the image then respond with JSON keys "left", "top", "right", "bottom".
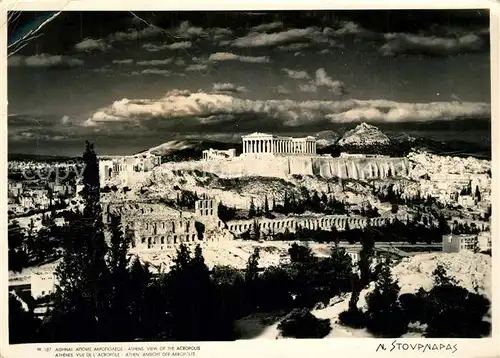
{"left": 277, "top": 308, "right": 331, "bottom": 338}
{"left": 338, "top": 308, "right": 366, "bottom": 329}
{"left": 399, "top": 290, "right": 426, "bottom": 323}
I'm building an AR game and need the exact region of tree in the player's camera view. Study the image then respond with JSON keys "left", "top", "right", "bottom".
{"left": 264, "top": 195, "right": 269, "bottom": 213}
{"left": 475, "top": 186, "right": 481, "bottom": 202}
{"left": 127, "top": 256, "right": 152, "bottom": 339}
{"left": 8, "top": 221, "right": 28, "bottom": 272}
{"left": 106, "top": 213, "right": 133, "bottom": 341}
{"left": 47, "top": 141, "right": 112, "bottom": 342}
{"left": 9, "top": 293, "right": 39, "bottom": 344}
{"left": 248, "top": 197, "right": 256, "bottom": 218}
{"left": 365, "top": 262, "right": 408, "bottom": 337}
{"left": 288, "top": 243, "right": 314, "bottom": 264}
{"left": 423, "top": 273, "right": 491, "bottom": 338}
{"left": 252, "top": 219, "right": 261, "bottom": 240}
{"left": 339, "top": 273, "right": 366, "bottom": 329}
{"left": 358, "top": 229, "right": 375, "bottom": 287}
{"left": 330, "top": 225, "right": 339, "bottom": 245}
{"left": 432, "top": 264, "right": 457, "bottom": 287}
{"left": 245, "top": 247, "right": 260, "bottom": 283}
{"left": 278, "top": 308, "right": 331, "bottom": 338}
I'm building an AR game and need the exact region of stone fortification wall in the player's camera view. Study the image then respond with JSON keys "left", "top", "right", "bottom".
{"left": 159, "top": 155, "right": 409, "bottom": 180}
{"left": 227, "top": 214, "right": 394, "bottom": 236}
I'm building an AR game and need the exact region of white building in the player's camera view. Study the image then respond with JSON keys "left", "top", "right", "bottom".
{"left": 241, "top": 133, "right": 317, "bottom": 156}
{"left": 98, "top": 153, "right": 161, "bottom": 187}
{"left": 478, "top": 231, "right": 492, "bottom": 252}
{"left": 442, "top": 234, "right": 479, "bottom": 253}
{"left": 31, "top": 272, "right": 56, "bottom": 299}
{"left": 202, "top": 148, "right": 236, "bottom": 160}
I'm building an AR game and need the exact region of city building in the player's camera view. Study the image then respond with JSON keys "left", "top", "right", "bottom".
{"left": 8, "top": 182, "right": 23, "bottom": 197}
{"left": 98, "top": 153, "right": 161, "bottom": 187}
{"left": 202, "top": 148, "right": 236, "bottom": 160}
{"left": 442, "top": 234, "right": 479, "bottom": 253}
{"left": 30, "top": 272, "right": 56, "bottom": 299}
{"left": 241, "top": 133, "right": 317, "bottom": 156}
{"left": 478, "top": 231, "right": 492, "bottom": 252}
{"left": 132, "top": 217, "right": 199, "bottom": 250}
{"left": 195, "top": 195, "right": 219, "bottom": 217}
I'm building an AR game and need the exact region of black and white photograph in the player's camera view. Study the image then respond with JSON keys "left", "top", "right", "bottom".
{"left": 4, "top": 7, "right": 495, "bottom": 346}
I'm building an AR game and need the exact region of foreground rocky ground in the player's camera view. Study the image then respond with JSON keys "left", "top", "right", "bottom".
{"left": 235, "top": 250, "right": 492, "bottom": 339}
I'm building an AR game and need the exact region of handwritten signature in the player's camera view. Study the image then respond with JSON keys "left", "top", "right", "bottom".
{"left": 376, "top": 341, "right": 458, "bottom": 353}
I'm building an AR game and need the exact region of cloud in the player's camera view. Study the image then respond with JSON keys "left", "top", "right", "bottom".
{"left": 213, "top": 28, "right": 233, "bottom": 39}
{"left": 298, "top": 83, "right": 318, "bottom": 93}
{"left": 232, "top": 27, "right": 319, "bottom": 47}
{"left": 327, "top": 21, "right": 372, "bottom": 36}
{"left": 136, "top": 59, "right": 173, "bottom": 66}
{"left": 272, "top": 85, "right": 291, "bottom": 95}
{"left": 251, "top": 21, "right": 283, "bottom": 32}
{"left": 185, "top": 64, "right": 209, "bottom": 71}
{"left": 142, "top": 43, "right": 166, "bottom": 52}
{"left": 176, "top": 21, "right": 205, "bottom": 39}
{"left": 108, "top": 26, "right": 162, "bottom": 42}
{"left": 142, "top": 41, "right": 193, "bottom": 51}
{"left": 84, "top": 91, "right": 490, "bottom": 129}
{"left": 112, "top": 59, "right": 134, "bottom": 65}
{"left": 278, "top": 43, "right": 311, "bottom": 51}
{"left": 165, "top": 41, "right": 193, "bottom": 50}
{"left": 380, "top": 32, "right": 486, "bottom": 56}
{"left": 8, "top": 54, "right": 84, "bottom": 68}
{"left": 61, "top": 115, "right": 71, "bottom": 125}
{"left": 175, "top": 59, "right": 186, "bottom": 66}
{"left": 208, "top": 52, "right": 270, "bottom": 63}
{"left": 75, "top": 38, "right": 109, "bottom": 52}
{"left": 315, "top": 68, "right": 346, "bottom": 95}
{"left": 212, "top": 83, "right": 248, "bottom": 93}
{"left": 282, "top": 68, "right": 310, "bottom": 80}
{"left": 131, "top": 68, "right": 172, "bottom": 76}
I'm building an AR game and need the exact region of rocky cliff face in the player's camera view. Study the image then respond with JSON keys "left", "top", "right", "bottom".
{"left": 337, "top": 122, "right": 391, "bottom": 147}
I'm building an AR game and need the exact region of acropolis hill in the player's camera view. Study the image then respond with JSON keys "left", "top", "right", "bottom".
{"left": 188, "top": 132, "right": 409, "bottom": 180}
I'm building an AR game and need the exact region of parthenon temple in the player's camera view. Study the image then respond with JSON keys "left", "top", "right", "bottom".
{"left": 242, "top": 133, "right": 317, "bottom": 156}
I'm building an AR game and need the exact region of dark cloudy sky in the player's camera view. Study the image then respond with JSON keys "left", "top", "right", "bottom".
{"left": 7, "top": 10, "right": 491, "bottom": 156}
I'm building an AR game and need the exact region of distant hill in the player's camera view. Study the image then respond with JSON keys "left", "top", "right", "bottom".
{"left": 318, "top": 132, "right": 491, "bottom": 159}
{"left": 8, "top": 153, "right": 79, "bottom": 162}
{"left": 138, "top": 139, "right": 240, "bottom": 162}
{"left": 337, "top": 122, "right": 391, "bottom": 148}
